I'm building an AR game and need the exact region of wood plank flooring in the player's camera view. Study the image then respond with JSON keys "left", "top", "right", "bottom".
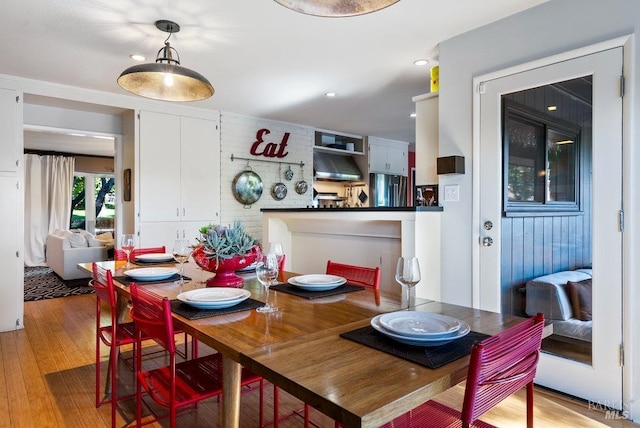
{"left": 0, "top": 293, "right": 635, "bottom": 427}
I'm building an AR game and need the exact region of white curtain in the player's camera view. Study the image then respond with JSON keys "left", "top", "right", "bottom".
{"left": 24, "top": 154, "right": 75, "bottom": 266}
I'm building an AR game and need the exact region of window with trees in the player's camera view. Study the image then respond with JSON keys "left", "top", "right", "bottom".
{"left": 71, "top": 174, "right": 115, "bottom": 234}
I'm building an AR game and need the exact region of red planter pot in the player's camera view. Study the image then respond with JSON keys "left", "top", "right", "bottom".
{"left": 192, "top": 245, "right": 260, "bottom": 287}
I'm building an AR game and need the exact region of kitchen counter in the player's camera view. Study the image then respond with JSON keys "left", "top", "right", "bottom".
{"left": 261, "top": 207, "right": 441, "bottom": 300}
{"left": 261, "top": 206, "right": 443, "bottom": 212}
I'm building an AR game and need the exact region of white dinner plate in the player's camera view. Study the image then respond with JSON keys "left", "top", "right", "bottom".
{"left": 371, "top": 314, "right": 470, "bottom": 347}
{"left": 135, "top": 253, "right": 175, "bottom": 262}
{"left": 288, "top": 276, "right": 346, "bottom": 291}
{"left": 123, "top": 267, "right": 179, "bottom": 281}
{"left": 181, "top": 288, "right": 250, "bottom": 303}
{"left": 177, "top": 289, "right": 251, "bottom": 309}
{"left": 293, "top": 274, "right": 345, "bottom": 285}
{"left": 378, "top": 311, "right": 461, "bottom": 338}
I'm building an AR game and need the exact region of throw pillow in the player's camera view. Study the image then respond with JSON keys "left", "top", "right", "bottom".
{"left": 566, "top": 279, "right": 592, "bottom": 321}
{"left": 95, "top": 232, "right": 113, "bottom": 241}
{"left": 65, "top": 231, "right": 88, "bottom": 248}
{"left": 87, "top": 236, "right": 105, "bottom": 247}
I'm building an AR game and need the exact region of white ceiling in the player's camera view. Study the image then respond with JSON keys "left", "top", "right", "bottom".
{"left": 6, "top": 0, "right": 548, "bottom": 150}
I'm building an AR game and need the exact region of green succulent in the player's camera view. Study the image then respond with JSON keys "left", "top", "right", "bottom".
{"left": 198, "top": 220, "right": 258, "bottom": 269}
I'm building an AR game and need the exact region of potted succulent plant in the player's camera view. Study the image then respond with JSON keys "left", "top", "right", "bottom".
{"left": 192, "top": 220, "right": 261, "bottom": 287}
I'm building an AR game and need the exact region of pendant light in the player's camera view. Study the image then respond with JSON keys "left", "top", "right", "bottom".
{"left": 117, "top": 20, "right": 214, "bottom": 102}
{"left": 273, "top": 0, "right": 400, "bottom": 17}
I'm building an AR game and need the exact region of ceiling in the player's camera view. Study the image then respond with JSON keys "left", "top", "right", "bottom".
{"left": 5, "top": 0, "right": 548, "bottom": 151}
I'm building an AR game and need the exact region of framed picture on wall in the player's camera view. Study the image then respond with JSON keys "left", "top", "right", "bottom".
{"left": 123, "top": 168, "right": 131, "bottom": 201}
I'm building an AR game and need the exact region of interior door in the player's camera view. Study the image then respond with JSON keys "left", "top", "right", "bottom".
{"left": 477, "top": 47, "right": 623, "bottom": 405}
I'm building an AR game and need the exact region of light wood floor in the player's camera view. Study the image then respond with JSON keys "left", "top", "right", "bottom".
{"left": 0, "top": 293, "right": 636, "bottom": 427}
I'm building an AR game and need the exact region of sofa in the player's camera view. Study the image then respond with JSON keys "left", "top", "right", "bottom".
{"left": 45, "top": 229, "right": 114, "bottom": 280}
{"left": 525, "top": 268, "right": 592, "bottom": 342}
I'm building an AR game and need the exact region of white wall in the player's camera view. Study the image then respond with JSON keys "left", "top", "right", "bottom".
{"left": 437, "top": 0, "right": 639, "bottom": 420}
{"left": 219, "top": 112, "right": 314, "bottom": 243}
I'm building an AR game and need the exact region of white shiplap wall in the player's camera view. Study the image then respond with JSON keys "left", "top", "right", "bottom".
{"left": 220, "top": 112, "right": 314, "bottom": 243}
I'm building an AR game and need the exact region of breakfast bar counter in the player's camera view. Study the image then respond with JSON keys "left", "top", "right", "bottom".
{"left": 261, "top": 207, "right": 442, "bottom": 301}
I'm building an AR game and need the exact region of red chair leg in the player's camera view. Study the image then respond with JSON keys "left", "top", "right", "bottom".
{"left": 527, "top": 381, "right": 534, "bottom": 428}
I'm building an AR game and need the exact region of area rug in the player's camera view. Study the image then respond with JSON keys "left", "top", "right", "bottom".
{"left": 24, "top": 266, "right": 94, "bottom": 301}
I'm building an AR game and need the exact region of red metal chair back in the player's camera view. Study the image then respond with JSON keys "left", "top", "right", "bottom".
{"left": 129, "top": 284, "right": 176, "bottom": 354}
{"left": 461, "top": 313, "right": 545, "bottom": 425}
{"left": 326, "top": 260, "right": 380, "bottom": 290}
{"left": 114, "top": 245, "right": 166, "bottom": 261}
{"left": 92, "top": 262, "right": 118, "bottom": 315}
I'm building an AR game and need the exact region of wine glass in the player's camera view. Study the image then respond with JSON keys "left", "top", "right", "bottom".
{"left": 120, "top": 234, "right": 135, "bottom": 267}
{"left": 172, "top": 239, "right": 193, "bottom": 290}
{"left": 395, "top": 256, "right": 421, "bottom": 310}
{"left": 256, "top": 253, "right": 279, "bottom": 313}
{"left": 268, "top": 241, "right": 285, "bottom": 278}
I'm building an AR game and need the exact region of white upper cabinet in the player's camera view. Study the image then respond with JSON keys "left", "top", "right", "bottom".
{"left": 368, "top": 136, "right": 409, "bottom": 176}
{"left": 0, "top": 88, "right": 18, "bottom": 172}
{"left": 138, "top": 111, "right": 220, "bottom": 235}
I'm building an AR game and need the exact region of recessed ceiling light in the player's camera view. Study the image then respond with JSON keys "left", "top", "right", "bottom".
{"left": 325, "top": 92, "right": 336, "bottom": 97}
{"left": 547, "top": 105, "right": 557, "bottom": 111}
{"left": 130, "top": 54, "right": 146, "bottom": 61}
{"left": 413, "top": 59, "right": 429, "bottom": 66}
{"left": 410, "top": 113, "right": 417, "bottom": 118}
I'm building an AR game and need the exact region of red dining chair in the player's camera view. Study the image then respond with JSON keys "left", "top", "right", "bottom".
{"left": 326, "top": 260, "right": 380, "bottom": 290}
{"left": 91, "top": 262, "right": 143, "bottom": 428}
{"left": 271, "top": 261, "right": 381, "bottom": 428}
{"left": 381, "top": 313, "right": 546, "bottom": 428}
{"left": 129, "top": 284, "right": 265, "bottom": 427}
{"left": 114, "top": 245, "right": 166, "bottom": 261}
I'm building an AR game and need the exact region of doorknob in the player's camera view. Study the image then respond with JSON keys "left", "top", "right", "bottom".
{"left": 482, "top": 236, "right": 494, "bottom": 247}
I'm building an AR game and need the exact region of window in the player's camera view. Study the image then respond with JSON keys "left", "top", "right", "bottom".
{"left": 71, "top": 174, "right": 115, "bottom": 234}
{"left": 503, "top": 99, "right": 581, "bottom": 214}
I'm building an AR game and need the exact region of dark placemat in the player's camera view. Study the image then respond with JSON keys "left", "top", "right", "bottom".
{"left": 114, "top": 274, "right": 192, "bottom": 286}
{"left": 340, "top": 325, "right": 490, "bottom": 369}
{"left": 170, "top": 298, "right": 263, "bottom": 320}
{"left": 270, "top": 283, "right": 365, "bottom": 299}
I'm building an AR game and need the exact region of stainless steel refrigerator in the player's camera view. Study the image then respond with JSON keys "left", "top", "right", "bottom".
{"left": 369, "top": 173, "right": 408, "bottom": 207}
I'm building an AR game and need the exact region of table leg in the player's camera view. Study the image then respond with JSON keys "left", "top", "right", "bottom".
{"left": 222, "top": 355, "right": 241, "bottom": 428}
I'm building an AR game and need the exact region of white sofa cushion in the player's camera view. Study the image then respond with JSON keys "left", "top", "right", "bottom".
{"left": 525, "top": 270, "right": 592, "bottom": 321}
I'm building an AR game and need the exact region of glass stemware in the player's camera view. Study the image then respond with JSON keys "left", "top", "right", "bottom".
{"left": 395, "top": 256, "right": 421, "bottom": 310}
{"left": 256, "top": 253, "right": 279, "bottom": 313}
{"left": 268, "top": 241, "right": 285, "bottom": 279}
{"left": 172, "top": 239, "right": 193, "bottom": 290}
{"left": 120, "top": 234, "right": 135, "bottom": 267}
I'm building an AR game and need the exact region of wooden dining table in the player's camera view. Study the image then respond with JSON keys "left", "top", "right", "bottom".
{"left": 80, "top": 260, "right": 541, "bottom": 428}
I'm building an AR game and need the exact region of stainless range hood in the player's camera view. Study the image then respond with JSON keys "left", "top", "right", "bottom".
{"left": 313, "top": 151, "right": 363, "bottom": 181}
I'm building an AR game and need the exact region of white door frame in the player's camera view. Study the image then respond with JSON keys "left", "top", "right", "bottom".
{"left": 471, "top": 35, "right": 634, "bottom": 418}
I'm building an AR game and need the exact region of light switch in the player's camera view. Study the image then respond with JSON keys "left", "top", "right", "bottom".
{"left": 443, "top": 185, "right": 459, "bottom": 202}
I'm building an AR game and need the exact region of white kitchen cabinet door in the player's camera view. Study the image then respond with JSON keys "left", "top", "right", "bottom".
{"left": 0, "top": 176, "right": 22, "bottom": 331}
{"left": 139, "top": 221, "right": 207, "bottom": 249}
{"left": 180, "top": 116, "right": 220, "bottom": 222}
{"left": 368, "top": 143, "right": 389, "bottom": 174}
{"left": 139, "top": 111, "right": 181, "bottom": 222}
{"left": 368, "top": 137, "right": 408, "bottom": 176}
{"left": 386, "top": 145, "right": 407, "bottom": 176}
{"left": 0, "top": 88, "right": 18, "bottom": 172}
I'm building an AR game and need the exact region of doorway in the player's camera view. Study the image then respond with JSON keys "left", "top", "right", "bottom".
{"left": 475, "top": 47, "right": 623, "bottom": 406}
